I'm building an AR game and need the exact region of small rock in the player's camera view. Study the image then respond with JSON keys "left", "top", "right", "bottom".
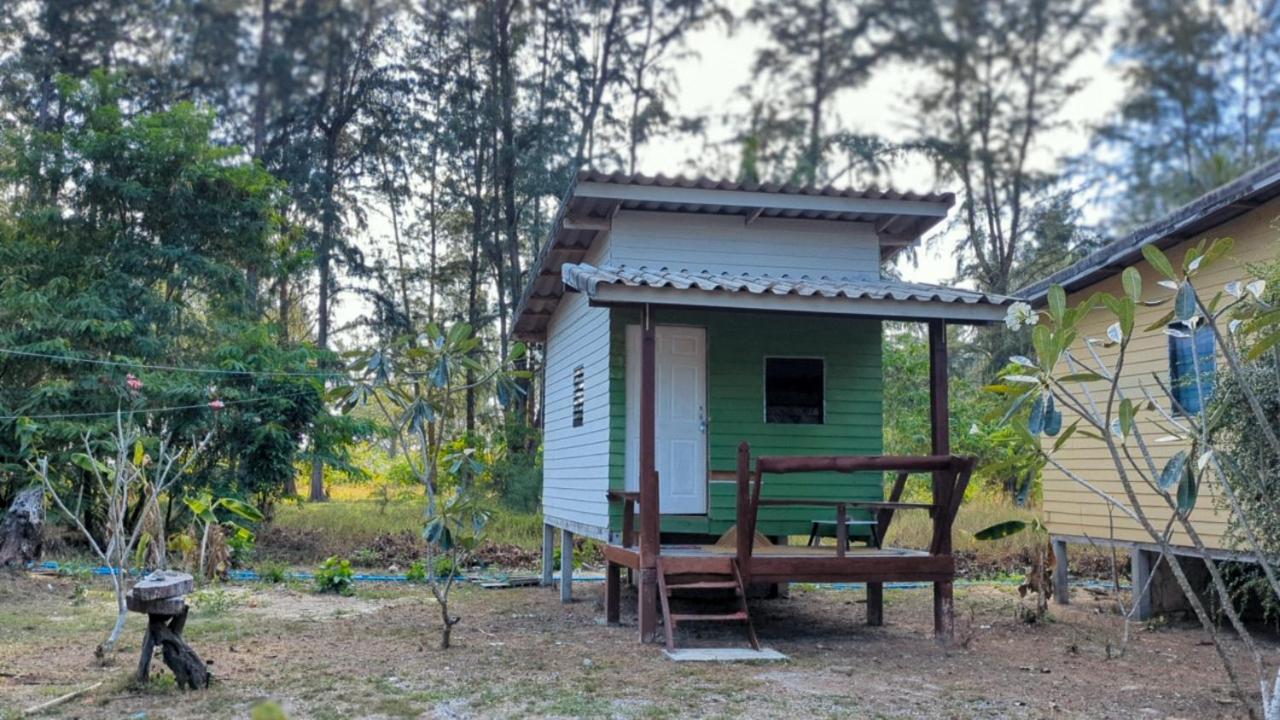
{"left": 582, "top": 658, "right": 593, "bottom": 668}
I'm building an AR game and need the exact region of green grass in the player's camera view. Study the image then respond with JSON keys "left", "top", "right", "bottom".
{"left": 265, "top": 491, "right": 544, "bottom": 564}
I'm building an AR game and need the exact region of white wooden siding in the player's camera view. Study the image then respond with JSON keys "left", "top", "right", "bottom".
{"left": 542, "top": 246, "right": 612, "bottom": 538}
{"left": 604, "top": 211, "right": 881, "bottom": 279}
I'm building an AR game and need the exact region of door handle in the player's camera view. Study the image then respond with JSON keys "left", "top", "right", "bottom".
{"left": 699, "top": 406, "right": 708, "bottom": 433}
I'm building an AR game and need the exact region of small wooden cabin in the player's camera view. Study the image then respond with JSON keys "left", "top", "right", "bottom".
{"left": 1018, "top": 159, "right": 1280, "bottom": 618}
{"left": 513, "top": 172, "right": 1013, "bottom": 648}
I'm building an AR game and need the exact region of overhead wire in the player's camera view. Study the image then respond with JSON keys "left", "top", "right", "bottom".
{"left": 0, "top": 347, "right": 343, "bottom": 379}
{"left": 0, "top": 390, "right": 318, "bottom": 421}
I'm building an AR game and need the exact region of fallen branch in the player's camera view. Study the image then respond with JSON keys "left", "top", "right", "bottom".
{"left": 21, "top": 680, "right": 104, "bottom": 717}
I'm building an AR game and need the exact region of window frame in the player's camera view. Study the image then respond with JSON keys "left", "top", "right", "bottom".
{"left": 1167, "top": 320, "right": 1215, "bottom": 417}
{"left": 762, "top": 355, "right": 826, "bottom": 425}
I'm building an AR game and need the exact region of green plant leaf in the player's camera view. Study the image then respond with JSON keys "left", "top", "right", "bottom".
{"left": 974, "top": 520, "right": 1028, "bottom": 541}
{"left": 218, "top": 497, "right": 264, "bottom": 522}
{"left": 1176, "top": 465, "right": 1199, "bottom": 516}
{"left": 1201, "top": 237, "right": 1234, "bottom": 269}
{"left": 1048, "top": 286, "right": 1066, "bottom": 324}
{"left": 1119, "top": 398, "right": 1135, "bottom": 437}
{"left": 1141, "top": 245, "right": 1177, "bottom": 280}
{"left": 1157, "top": 450, "right": 1188, "bottom": 492}
{"left": 1144, "top": 309, "right": 1176, "bottom": 332}
{"left": 1027, "top": 394, "right": 1045, "bottom": 435}
{"left": 1058, "top": 372, "right": 1103, "bottom": 383}
{"left": 1246, "top": 331, "right": 1280, "bottom": 362}
{"left": 1053, "top": 420, "right": 1079, "bottom": 452}
{"left": 1122, "top": 267, "right": 1142, "bottom": 303}
{"left": 1174, "top": 282, "right": 1197, "bottom": 321}
{"left": 71, "top": 453, "right": 108, "bottom": 476}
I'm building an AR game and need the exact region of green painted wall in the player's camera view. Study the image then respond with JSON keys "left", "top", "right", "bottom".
{"left": 608, "top": 308, "right": 884, "bottom": 538}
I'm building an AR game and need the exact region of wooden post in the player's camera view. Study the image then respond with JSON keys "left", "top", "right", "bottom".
{"left": 866, "top": 583, "right": 883, "bottom": 626}
{"left": 638, "top": 306, "right": 659, "bottom": 642}
{"left": 835, "top": 503, "right": 848, "bottom": 558}
{"left": 735, "top": 442, "right": 752, "bottom": 581}
{"left": 560, "top": 527, "right": 574, "bottom": 603}
{"left": 927, "top": 319, "right": 954, "bottom": 643}
{"left": 605, "top": 562, "right": 621, "bottom": 625}
{"left": 1052, "top": 538, "right": 1070, "bottom": 605}
{"left": 541, "top": 523, "right": 555, "bottom": 587}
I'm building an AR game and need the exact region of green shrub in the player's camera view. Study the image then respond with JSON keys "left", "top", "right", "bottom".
{"left": 351, "top": 548, "right": 380, "bottom": 567}
{"left": 405, "top": 559, "right": 428, "bottom": 584}
{"left": 314, "top": 556, "right": 355, "bottom": 595}
{"left": 432, "top": 554, "right": 456, "bottom": 578}
{"left": 189, "top": 586, "right": 239, "bottom": 615}
{"left": 258, "top": 561, "right": 289, "bottom": 584}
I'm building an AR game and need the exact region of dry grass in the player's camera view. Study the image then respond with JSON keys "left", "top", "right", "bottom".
{"left": 0, "top": 572, "right": 1259, "bottom": 719}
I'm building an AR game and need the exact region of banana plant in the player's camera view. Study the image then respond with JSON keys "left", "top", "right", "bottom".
{"left": 184, "top": 492, "right": 264, "bottom": 580}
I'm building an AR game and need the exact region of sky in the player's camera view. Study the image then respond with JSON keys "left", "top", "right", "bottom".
{"left": 631, "top": 0, "right": 1130, "bottom": 287}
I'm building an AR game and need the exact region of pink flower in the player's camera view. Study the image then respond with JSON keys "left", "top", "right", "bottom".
{"left": 209, "top": 399, "right": 225, "bottom": 411}
{"left": 125, "top": 373, "right": 143, "bottom": 392}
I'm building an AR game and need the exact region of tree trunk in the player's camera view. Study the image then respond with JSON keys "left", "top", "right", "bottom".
{"left": 0, "top": 487, "right": 44, "bottom": 568}
{"left": 311, "top": 133, "right": 339, "bottom": 503}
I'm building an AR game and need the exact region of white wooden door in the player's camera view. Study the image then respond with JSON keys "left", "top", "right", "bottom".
{"left": 625, "top": 324, "right": 708, "bottom": 514}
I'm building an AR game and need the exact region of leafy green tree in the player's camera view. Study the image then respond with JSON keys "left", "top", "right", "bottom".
{"left": 901, "top": 0, "right": 1101, "bottom": 297}
{"left": 745, "top": 0, "right": 896, "bottom": 185}
{"left": 0, "top": 74, "right": 324, "bottom": 528}
{"left": 337, "top": 322, "right": 526, "bottom": 648}
{"left": 1091, "top": 0, "right": 1280, "bottom": 228}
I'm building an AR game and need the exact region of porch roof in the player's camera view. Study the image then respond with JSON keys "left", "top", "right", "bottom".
{"left": 561, "top": 263, "right": 1015, "bottom": 324}
{"left": 513, "top": 170, "right": 957, "bottom": 341}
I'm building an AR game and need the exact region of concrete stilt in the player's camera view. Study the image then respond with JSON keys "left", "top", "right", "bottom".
{"left": 560, "top": 527, "right": 574, "bottom": 603}
{"left": 1052, "top": 538, "right": 1070, "bottom": 604}
{"left": 541, "top": 523, "right": 554, "bottom": 587}
{"left": 1131, "top": 548, "right": 1153, "bottom": 620}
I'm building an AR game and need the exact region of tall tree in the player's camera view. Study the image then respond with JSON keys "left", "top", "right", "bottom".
{"left": 1092, "top": 0, "right": 1280, "bottom": 227}
{"left": 903, "top": 0, "right": 1101, "bottom": 296}
{"left": 745, "top": 0, "right": 895, "bottom": 185}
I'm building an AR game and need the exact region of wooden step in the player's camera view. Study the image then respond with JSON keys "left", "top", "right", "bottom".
{"left": 657, "top": 556, "right": 735, "bottom": 575}
{"left": 669, "top": 611, "right": 749, "bottom": 623}
{"left": 664, "top": 580, "right": 740, "bottom": 592}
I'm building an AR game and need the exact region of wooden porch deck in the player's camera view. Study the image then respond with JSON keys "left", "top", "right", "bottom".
{"left": 603, "top": 542, "right": 950, "bottom": 585}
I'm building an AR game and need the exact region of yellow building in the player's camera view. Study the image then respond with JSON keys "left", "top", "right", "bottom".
{"left": 1017, "top": 159, "right": 1280, "bottom": 617}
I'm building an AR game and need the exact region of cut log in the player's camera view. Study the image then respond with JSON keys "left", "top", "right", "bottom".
{"left": 130, "top": 570, "right": 193, "bottom": 601}
{"left": 127, "top": 594, "right": 187, "bottom": 616}
{"left": 146, "top": 610, "right": 210, "bottom": 689}
{"left": 0, "top": 486, "right": 44, "bottom": 568}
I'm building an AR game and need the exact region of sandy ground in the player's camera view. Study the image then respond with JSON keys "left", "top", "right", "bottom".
{"left": 0, "top": 572, "right": 1267, "bottom": 719}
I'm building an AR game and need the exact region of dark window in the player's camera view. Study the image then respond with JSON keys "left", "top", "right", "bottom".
{"left": 572, "top": 365, "right": 585, "bottom": 427}
{"left": 1168, "top": 322, "right": 1215, "bottom": 415}
{"left": 765, "top": 357, "right": 824, "bottom": 424}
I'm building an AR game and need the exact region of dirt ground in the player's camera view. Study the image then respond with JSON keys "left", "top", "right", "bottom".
{"left": 0, "top": 571, "right": 1268, "bottom": 719}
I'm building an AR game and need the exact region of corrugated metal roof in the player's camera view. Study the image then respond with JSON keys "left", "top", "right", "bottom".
{"left": 1017, "top": 156, "right": 1280, "bottom": 303}
{"left": 576, "top": 170, "right": 955, "bottom": 205}
{"left": 511, "top": 169, "right": 960, "bottom": 340}
{"left": 562, "top": 263, "right": 1015, "bottom": 307}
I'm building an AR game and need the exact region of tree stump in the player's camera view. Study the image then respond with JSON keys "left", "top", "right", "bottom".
{"left": 128, "top": 571, "right": 210, "bottom": 689}
{"left": 0, "top": 487, "right": 44, "bottom": 568}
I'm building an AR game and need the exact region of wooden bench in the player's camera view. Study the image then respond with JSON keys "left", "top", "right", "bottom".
{"left": 807, "top": 518, "right": 882, "bottom": 549}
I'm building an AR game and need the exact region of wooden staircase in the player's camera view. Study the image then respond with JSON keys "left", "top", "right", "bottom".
{"left": 656, "top": 556, "right": 760, "bottom": 652}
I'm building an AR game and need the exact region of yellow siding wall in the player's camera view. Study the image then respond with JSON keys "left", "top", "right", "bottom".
{"left": 1042, "top": 198, "right": 1280, "bottom": 548}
